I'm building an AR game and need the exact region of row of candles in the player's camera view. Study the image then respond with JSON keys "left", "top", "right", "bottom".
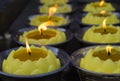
{"left": 0, "top": 0, "right": 120, "bottom": 81}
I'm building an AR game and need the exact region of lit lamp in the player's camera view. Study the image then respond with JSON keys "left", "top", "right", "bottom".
{"left": 81, "top": 10, "right": 119, "bottom": 25}
{"left": 0, "top": 39, "right": 70, "bottom": 81}
{"left": 83, "top": 0, "right": 115, "bottom": 12}
{"left": 19, "top": 21, "right": 66, "bottom": 45}
{"left": 29, "top": 4, "right": 67, "bottom": 27}
{"left": 82, "top": 17, "right": 120, "bottom": 43}
{"left": 71, "top": 45, "right": 120, "bottom": 81}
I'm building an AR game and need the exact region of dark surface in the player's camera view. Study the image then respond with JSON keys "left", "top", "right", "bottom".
{"left": 0, "top": 0, "right": 29, "bottom": 35}
{"left": 0, "top": 0, "right": 120, "bottom": 81}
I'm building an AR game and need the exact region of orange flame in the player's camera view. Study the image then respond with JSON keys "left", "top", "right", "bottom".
{"left": 25, "top": 37, "right": 32, "bottom": 55}
{"left": 48, "top": 4, "right": 58, "bottom": 19}
{"left": 38, "top": 21, "right": 55, "bottom": 35}
{"left": 102, "top": 18, "right": 107, "bottom": 29}
{"left": 100, "top": 10, "right": 106, "bottom": 15}
{"left": 99, "top": 0, "right": 105, "bottom": 7}
{"left": 106, "top": 45, "right": 112, "bottom": 55}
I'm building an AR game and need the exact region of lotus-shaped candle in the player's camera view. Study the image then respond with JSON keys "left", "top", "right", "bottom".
{"left": 40, "top": 0, "right": 68, "bottom": 5}
{"left": 2, "top": 46, "right": 61, "bottom": 75}
{"left": 83, "top": 0, "right": 115, "bottom": 12}
{"left": 81, "top": 11, "right": 119, "bottom": 25}
{"left": 83, "top": 18, "right": 120, "bottom": 43}
{"left": 71, "top": 45, "right": 120, "bottom": 81}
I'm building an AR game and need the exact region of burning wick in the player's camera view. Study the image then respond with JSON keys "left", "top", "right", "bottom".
{"left": 38, "top": 21, "right": 55, "bottom": 36}
{"left": 48, "top": 4, "right": 58, "bottom": 20}
{"left": 99, "top": 0, "right": 105, "bottom": 7}
{"left": 102, "top": 18, "right": 108, "bottom": 33}
{"left": 25, "top": 37, "right": 32, "bottom": 55}
{"left": 106, "top": 46, "right": 112, "bottom": 56}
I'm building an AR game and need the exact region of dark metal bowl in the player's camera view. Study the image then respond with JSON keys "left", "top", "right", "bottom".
{"left": 76, "top": 12, "right": 120, "bottom": 27}
{"left": 74, "top": 27, "right": 120, "bottom": 46}
{"left": 71, "top": 45, "right": 120, "bottom": 81}
{"left": 38, "top": 4, "right": 78, "bottom": 16}
{"left": 0, "top": 46, "right": 70, "bottom": 81}
{"left": 25, "top": 14, "right": 71, "bottom": 29}
{"left": 12, "top": 27, "right": 73, "bottom": 48}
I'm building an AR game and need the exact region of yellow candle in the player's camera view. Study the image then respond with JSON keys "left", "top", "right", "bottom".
{"left": 80, "top": 46, "right": 120, "bottom": 74}
{"left": 19, "top": 28, "right": 66, "bottom": 45}
{"left": 2, "top": 46, "right": 61, "bottom": 75}
{"left": 83, "top": 1, "right": 115, "bottom": 12}
{"left": 83, "top": 25, "right": 120, "bottom": 43}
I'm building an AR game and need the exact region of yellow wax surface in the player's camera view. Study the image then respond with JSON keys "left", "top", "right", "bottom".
{"left": 2, "top": 46, "right": 61, "bottom": 75}
{"left": 29, "top": 15, "right": 67, "bottom": 27}
{"left": 80, "top": 46, "right": 120, "bottom": 74}
{"left": 83, "top": 1, "right": 115, "bottom": 12}
{"left": 83, "top": 25, "right": 120, "bottom": 43}
{"left": 40, "top": 0, "right": 68, "bottom": 5}
{"left": 19, "top": 28, "right": 66, "bottom": 45}
{"left": 39, "top": 4, "right": 71, "bottom": 14}
{"left": 81, "top": 12, "right": 119, "bottom": 25}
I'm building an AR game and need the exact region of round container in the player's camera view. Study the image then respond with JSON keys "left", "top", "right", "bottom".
{"left": 71, "top": 45, "right": 120, "bottom": 81}
{"left": 38, "top": 4, "right": 78, "bottom": 16}
{"left": 12, "top": 27, "right": 73, "bottom": 53}
{"left": 26, "top": 14, "right": 71, "bottom": 29}
{"left": 74, "top": 27, "right": 120, "bottom": 46}
{"left": 0, "top": 46, "right": 70, "bottom": 81}
{"left": 76, "top": 12, "right": 120, "bottom": 27}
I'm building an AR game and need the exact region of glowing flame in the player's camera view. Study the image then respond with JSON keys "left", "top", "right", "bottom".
{"left": 25, "top": 37, "right": 32, "bottom": 55}
{"left": 38, "top": 21, "right": 55, "bottom": 35}
{"left": 99, "top": 0, "right": 105, "bottom": 7}
{"left": 106, "top": 45, "right": 112, "bottom": 55}
{"left": 100, "top": 10, "right": 106, "bottom": 15}
{"left": 48, "top": 4, "right": 58, "bottom": 19}
{"left": 102, "top": 18, "right": 107, "bottom": 29}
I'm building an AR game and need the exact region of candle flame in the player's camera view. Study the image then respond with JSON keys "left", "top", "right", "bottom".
{"left": 25, "top": 37, "right": 32, "bottom": 55}
{"left": 48, "top": 4, "right": 58, "bottom": 19}
{"left": 99, "top": 0, "right": 105, "bottom": 7}
{"left": 102, "top": 18, "right": 107, "bottom": 29}
{"left": 100, "top": 10, "right": 106, "bottom": 15}
{"left": 38, "top": 21, "right": 55, "bottom": 35}
{"left": 106, "top": 45, "right": 112, "bottom": 56}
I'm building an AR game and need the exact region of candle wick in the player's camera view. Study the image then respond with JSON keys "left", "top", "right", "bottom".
{"left": 104, "top": 29, "right": 106, "bottom": 33}
{"left": 107, "top": 51, "right": 111, "bottom": 56}
{"left": 28, "top": 52, "right": 31, "bottom": 55}
{"left": 40, "top": 29, "right": 43, "bottom": 37}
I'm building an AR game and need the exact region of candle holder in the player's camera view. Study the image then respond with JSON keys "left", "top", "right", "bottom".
{"left": 25, "top": 14, "right": 71, "bottom": 29}
{"left": 39, "top": 0, "right": 71, "bottom": 5}
{"left": 76, "top": 12, "right": 120, "bottom": 27}
{"left": 74, "top": 27, "right": 120, "bottom": 47}
{"left": 38, "top": 4, "right": 77, "bottom": 15}
{"left": 71, "top": 45, "right": 120, "bottom": 81}
{"left": 12, "top": 27, "right": 73, "bottom": 51}
{"left": 75, "top": 1, "right": 120, "bottom": 12}
{"left": 0, "top": 46, "right": 70, "bottom": 81}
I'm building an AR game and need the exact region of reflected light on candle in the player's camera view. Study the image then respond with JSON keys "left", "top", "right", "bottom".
{"left": 48, "top": 4, "right": 58, "bottom": 19}
{"left": 106, "top": 45, "right": 112, "bottom": 56}
{"left": 25, "top": 37, "right": 32, "bottom": 55}
{"left": 99, "top": 0, "right": 105, "bottom": 7}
